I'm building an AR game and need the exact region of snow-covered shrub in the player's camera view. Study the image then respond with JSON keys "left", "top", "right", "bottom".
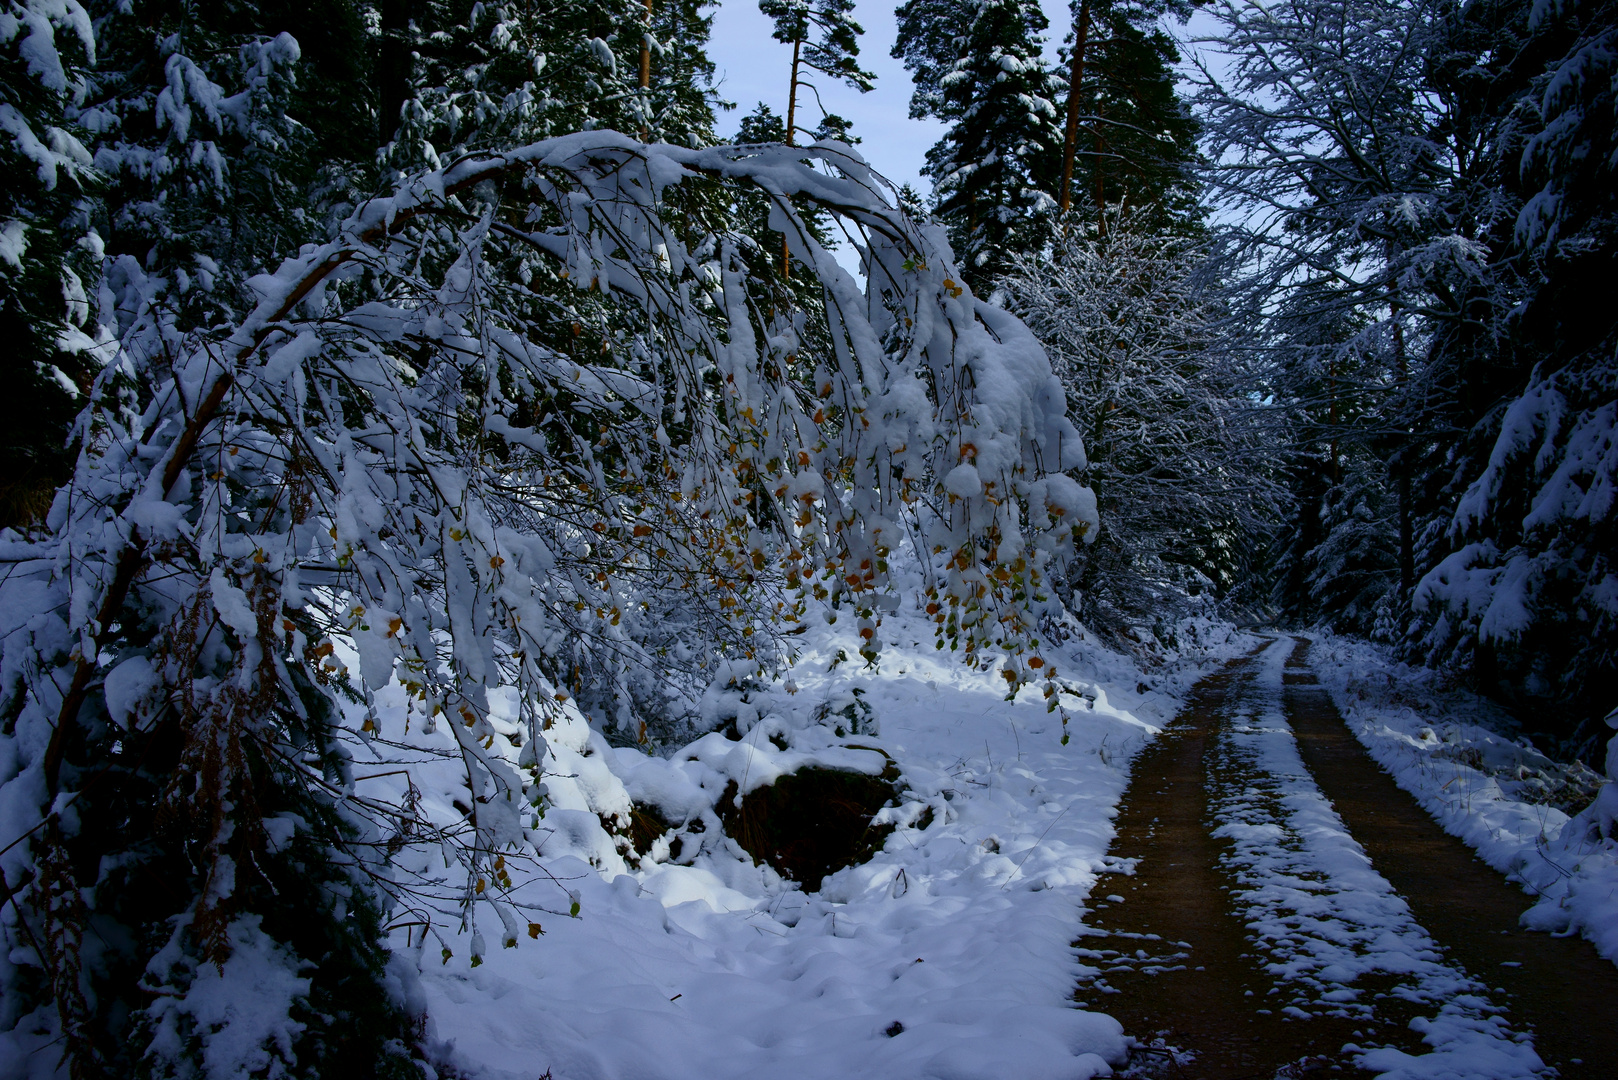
{"left": 1001, "top": 215, "right": 1280, "bottom": 636}
{"left": 1520, "top": 705, "right": 1618, "bottom": 963}
{"left": 0, "top": 132, "right": 1090, "bottom": 1073}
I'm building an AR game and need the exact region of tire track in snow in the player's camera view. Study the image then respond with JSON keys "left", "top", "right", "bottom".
{"left": 1285, "top": 637, "right": 1618, "bottom": 1077}
{"left": 1075, "top": 641, "right": 1393, "bottom": 1077}
{"left": 1079, "top": 639, "right": 1545, "bottom": 1077}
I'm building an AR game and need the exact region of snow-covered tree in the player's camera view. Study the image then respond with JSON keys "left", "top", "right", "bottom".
{"left": 0, "top": 133, "right": 1093, "bottom": 1073}
{"left": 1002, "top": 213, "right": 1279, "bottom": 632}
{"left": 1307, "top": 454, "right": 1401, "bottom": 635}
{"left": 385, "top": 0, "right": 723, "bottom": 173}
{"left": 1413, "top": 0, "right": 1618, "bottom": 747}
{"left": 895, "top": 0, "right": 1066, "bottom": 286}
{"left": 80, "top": 0, "right": 325, "bottom": 332}
{"left": 1196, "top": 0, "right": 1614, "bottom": 740}
{"left": 1190, "top": 0, "right": 1504, "bottom": 623}
{"left": 1257, "top": 286, "right": 1403, "bottom": 629}
{"left": 0, "top": 0, "right": 96, "bottom": 525}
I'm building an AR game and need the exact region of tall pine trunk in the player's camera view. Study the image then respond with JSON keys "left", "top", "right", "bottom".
{"left": 639, "top": 0, "right": 653, "bottom": 138}
{"left": 1058, "top": 0, "right": 1092, "bottom": 225}
{"left": 378, "top": 0, "right": 416, "bottom": 145}
{"left": 782, "top": 36, "right": 802, "bottom": 280}
{"left": 1392, "top": 315, "right": 1413, "bottom": 601}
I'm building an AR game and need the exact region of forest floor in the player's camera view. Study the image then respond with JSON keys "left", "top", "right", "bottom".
{"left": 391, "top": 602, "right": 1618, "bottom": 1080}
{"left": 1082, "top": 637, "right": 1618, "bottom": 1078}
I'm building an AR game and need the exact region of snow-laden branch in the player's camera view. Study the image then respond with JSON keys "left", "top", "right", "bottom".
{"left": 0, "top": 131, "right": 1094, "bottom": 1019}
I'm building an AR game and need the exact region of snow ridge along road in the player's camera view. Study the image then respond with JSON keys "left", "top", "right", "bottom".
{"left": 1080, "top": 637, "right": 1590, "bottom": 1078}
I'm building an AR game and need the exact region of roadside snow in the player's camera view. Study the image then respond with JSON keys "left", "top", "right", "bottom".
{"left": 1213, "top": 640, "right": 1542, "bottom": 1078}
{"left": 350, "top": 593, "right": 1255, "bottom": 1079}
{"left": 1305, "top": 633, "right": 1618, "bottom": 967}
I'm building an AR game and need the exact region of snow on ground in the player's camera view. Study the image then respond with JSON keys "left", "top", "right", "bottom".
{"left": 1212, "top": 640, "right": 1542, "bottom": 1078}
{"left": 348, "top": 582, "right": 1255, "bottom": 1080}
{"left": 1305, "top": 633, "right": 1618, "bottom": 967}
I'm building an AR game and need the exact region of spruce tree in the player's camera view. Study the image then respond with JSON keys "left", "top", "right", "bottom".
{"left": 1410, "top": 0, "right": 1618, "bottom": 748}
{"left": 80, "top": 0, "right": 352, "bottom": 328}
{"left": 1193, "top": 0, "right": 1465, "bottom": 631}
{"left": 1199, "top": 0, "right": 1614, "bottom": 744}
{"left": 895, "top": 0, "right": 1065, "bottom": 286}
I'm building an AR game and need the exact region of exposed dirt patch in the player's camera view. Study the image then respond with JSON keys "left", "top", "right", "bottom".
{"left": 1078, "top": 644, "right": 1419, "bottom": 1078}
{"left": 1286, "top": 637, "right": 1618, "bottom": 1077}
{"left": 718, "top": 766, "right": 898, "bottom": 890}
{"left": 626, "top": 802, "right": 675, "bottom": 857}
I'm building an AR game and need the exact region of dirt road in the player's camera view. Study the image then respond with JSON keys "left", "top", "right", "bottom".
{"left": 1076, "top": 638, "right": 1618, "bottom": 1078}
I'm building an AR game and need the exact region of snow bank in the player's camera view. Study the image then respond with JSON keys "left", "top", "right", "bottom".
{"left": 349, "top": 572, "right": 1255, "bottom": 1079}
{"left": 1306, "top": 633, "right": 1618, "bottom": 966}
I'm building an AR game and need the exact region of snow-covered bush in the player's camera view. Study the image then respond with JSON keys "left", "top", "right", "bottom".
{"left": 1001, "top": 216, "right": 1279, "bottom": 634}
{"left": 0, "top": 132, "right": 1091, "bottom": 1073}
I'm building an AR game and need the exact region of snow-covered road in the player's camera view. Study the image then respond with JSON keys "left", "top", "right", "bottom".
{"left": 370, "top": 614, "right": 1616, "bottom": 1078}
{"left": 1208, "top": 640, "right": 1542, "bottom": 1077}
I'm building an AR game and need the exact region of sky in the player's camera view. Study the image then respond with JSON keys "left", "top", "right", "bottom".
{"left": 706, "top": 1, "right": 1081, "bottom": 198}
{"left": 704, "top": 2, "right": 1220, "bottom": 200}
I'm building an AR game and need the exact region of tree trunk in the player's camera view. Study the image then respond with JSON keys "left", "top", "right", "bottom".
{"left": 377, "top": 0, "right": 417, "bottom": 146}
{"left": 1392, "top": 315, "right": 1413, "bottom": 600}
{"left": 783, "top": 37, "right": 802, "bottom": 280}
{"left": 1058, "top": 0, "right": 1093, "bottom": 227}
{"left": 638, "top": 0, "right": 653, "bottom": 140}
{"left": 1092, "top": 119, "right": 1108, "bottom": 238}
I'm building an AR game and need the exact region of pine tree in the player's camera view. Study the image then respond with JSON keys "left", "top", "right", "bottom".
{"left": 895, "top": 0, "right": 1065, "bottom": 286}
{"left": 756, "top": 0, "right": 873, "bottom": 278}
{"left": 1056, "top": 0, "right": 1201, "bottom": 235}
{"left": 758, "top": 0, "right": 874, "bottom": 146}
